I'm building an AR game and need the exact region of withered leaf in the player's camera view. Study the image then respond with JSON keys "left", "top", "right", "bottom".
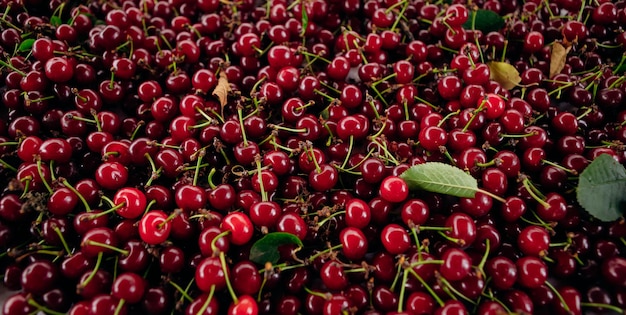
{"left": 487, "top": 61, "right": 521, "bottom": 90}
{"left": 212, "top": 71, "right": 230, "bottom": 107}
{"left": 550, "top": 42, "right": 571, "bottom": 78}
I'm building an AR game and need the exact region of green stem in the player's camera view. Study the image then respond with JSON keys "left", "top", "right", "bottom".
{"left": 169, "top": 279, "right": 194, "bottom": 303}
{"left": 219, "top": 251, "right": 238, "bottom": 303}
{"left": 36, "top": 159, "right": 53, "bottom": 194}
{"left": 544, "top": 281, "right": 570, "bottom": 313}
{"left": 0, "top": 158, "right": 17, "bottom": 172}
{"left": 196, "top": 285, "right": 216, "bottom": 315}
{"left": 78, "top": 252, "right": 103, "bottom": 289}
{"left": 580, "top": 302, "right": 626, "bottom": 314}
{"left": 84, "top": 240, "right": 129, "bottom": 256}
{"left": 407, "top": 268, "right": 444, "bottom": 307}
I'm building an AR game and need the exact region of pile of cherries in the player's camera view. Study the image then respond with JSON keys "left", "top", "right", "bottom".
{"left": 1, "top": 0, "right": 626, "bottom": 314}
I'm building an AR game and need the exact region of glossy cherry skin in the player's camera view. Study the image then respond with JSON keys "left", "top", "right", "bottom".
{"left": 138, "top": 210, "right": 172, "bottom": 245}
{"left": 222, "top": 212, "right": 254, "bottom": 246}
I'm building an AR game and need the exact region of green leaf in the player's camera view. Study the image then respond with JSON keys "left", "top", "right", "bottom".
{"left": 399, "top": 162, "right": 478, "bottom": 198}
{"left": 50, "top": 16, "right": 62, "bottom": 27}
{"left": 249, "top": 232, "right": 303, "bottom": 265}
{"left": 576, "top": 154, "right": 626, "bottom": 222}
{"left": 17, "top": 38, "right": 35, "bottom": 52}
{"left": 462, "top": 9, "right": 505, "bottom": 33}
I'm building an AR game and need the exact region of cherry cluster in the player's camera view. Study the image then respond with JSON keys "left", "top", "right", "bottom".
{"left": 1, "top": 0, "right": 626, "bottom": 314}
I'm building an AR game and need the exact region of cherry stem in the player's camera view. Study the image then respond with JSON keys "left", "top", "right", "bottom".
{"left": 390, "top": 0, "right": 409, "bottom": 31}
{"left": 255, "top": 155, "right": 268, "bottom": 201}
{"left": 541, "top": 159, "right": 577, "bottom": 174}
{"left": 307, "top": 244, "right": 343, "bottom": 263}
{"left": 196, "top": 285, "right": 216, "bottom": 315}
{"left": 0, "top": 158, "right": 17, "bottom": 172}
{"left": 476, "top": 239, "right": 490, "bottom": 278}
{"left": 27, "top": 298, "right": 66, "bottom": 315}
{"left": 206, "top": 168, "right": 217, "bottom": 190}
{"left": 144, "top": 153, "right": 161, "bottom": 187}
{"left": 390, "top": 256, "right": 405, "bottom": 292}
{"left": 219, "top": 251, "right": 238, "bottom": 304}
{"left": 211, "top": 230, "right": 231, "bottom": 255}
{"left": 437, "top": 230, "right": 465, "bottom": 246}
{"left": 0, "top": 59, "right": 25, "bottom": 76}
{"left": 303, "top": 287, "right": 328, "bottom": 299}
{"left": 437, "top": 273, "right": 476, "bottom": 305}
{"left": 406, "top": 268, "right": 444, "bottom": 307}
{"left": 113, "top": 299, "right": 125, "bottom": 315}
{"left": 85, "top": 241, "right": 129, "bottom": 256}
{"left": 521, "top": 178, "right": 550, "bottom": 209}
{"left": 544, "top": 280, "right": 571, "bottom": 313}
{"left": 581, "top": 302, "right": 626, "bottom": 314}
{"left": 59, "top": 178, "right": 92, "bottom": 212}
{"left": 476, "top": 188, "right": 507, "bottom": 203}
{"left": 78, "top": 252, "right": 103, "bottom": 290}
{"left": 237, "top": 107, "right": 249, "bottom": 147}
{"left": 316, "top": 210, "right": 345, "bottom": 228}
{"left": 370, "top": 85, "right": 389, "bottom": 106}
{"left": 192, "top": 149, "right": 205, "bottom": 186}
{"left": 157, "top": 209, "right": 181, "bottom": 230}
{"left": 340, "top": 136, "right": 354, "bottom": 170}
{"left": 168, "top": 279, "right": 194, "bottom": 303}
{"left": 35, "top": 159, "right": 53, "bottom": 194}
{"left": 129, "top": 120, "right": 145, "bottom": 141}
{"left": 53, "top": 226, "right": 72, "bottom": 256}
{"left": 437, "top": 110, "right": 461, "bottom": 128}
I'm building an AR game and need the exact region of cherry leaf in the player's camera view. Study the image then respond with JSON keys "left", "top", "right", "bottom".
{"left": 576, "top": 154, "right": 626, "bottom": 222}
{"left": 17, "top": 39, "right": 35, "bottom": 52}
{"left": 50, "top": 16, "right": 62, "bottom": 27}
{"left": 211, "top": 71, "right": 230, "bottom": 108}
{"left": 249, "top": 232, "right": 303, "bottom": 265}
{"left": 399, "top": 162, "right": 478, "bottom": 198}
{"left": 462, "top": 9, "right": 505, "bottom": 33}
{"left": 549, "top": 42, "right": 571, "bottom": 78}
{"left": 487, "top": 61, "right": 521, "bottom": 90}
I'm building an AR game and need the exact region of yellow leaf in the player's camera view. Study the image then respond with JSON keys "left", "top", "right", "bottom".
{"left": 487, "top": 61, "right": 521, "bottom": 90}
{"left": 549, "top": 42, "right": 571, "bottom": 78}
{"left": 212, "top": 71, "right": 230, "bottom": 107}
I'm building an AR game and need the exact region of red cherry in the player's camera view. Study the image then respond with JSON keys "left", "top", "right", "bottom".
{"left": 138, "top": 210, "right": 172, "bottom": 245}
{"left": 379, "top": 176, "right": 409, "bottom": 203}
{"left": 113, "top": 187, "right": 147, "bottom": 219}
{"left": 222, "top": 212, "right": 254, "bottom": 246}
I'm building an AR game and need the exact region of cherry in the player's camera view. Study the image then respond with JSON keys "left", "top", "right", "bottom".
{"left": 95, "top": 161, "right": 128, "bottom": 190}
{"left": 138, "top": 210, "right": 172, "bottom": 245}
{"left": 228, "top": 295, "right": 258, "bottom": 315}
{"left": 486, "top": 256, "right": 517, "bottom": 290}
{"left": 320, "top": 260, "right": 349, "bottom": 291}
{"left": 339, "top": 227, "right": 368, "bottom": 260}
{"left": 444, "top": 212, "right": 477, "bottom": 247}
{"left": 222, "top": 212, "right": 254, "bottom": 246}
{"left": 379, "top": 176, "right": 409, "bottom": 203}
{"left": 516, "top": 256, "right": 548, "bottom": 289}
{"left": 380, "top": 223, "right": 411, "bottom": 255}
{"left": 440, "top": 247, "right": 472, "bottom": 281}
{"left": 517, "top": 225, "right": 550, "bottom": 256}
{"left": 111, "top": 272, "right": 146, "bottom": 304}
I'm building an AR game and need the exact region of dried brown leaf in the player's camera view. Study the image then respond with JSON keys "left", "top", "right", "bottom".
{"left": 212, "top": 71, "right": 230, "bottom": 107}
{"left": 550, "top": 42, "right": 572, "bottom": 78}
{"left": 487, "top": 61, "right": 521, "bottom": 90}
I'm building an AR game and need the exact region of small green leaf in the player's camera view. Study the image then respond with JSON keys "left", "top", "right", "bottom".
{"left": 249, "top": 232, "right": 303, "bottom": 265}
{"left": 462, "top": 9, "right": 505, "bottom": 33}
{"left": 576, "top": 154, "right": 626, "bottom": 222}
{"left": 399, "top": 162, "right": 478, "bottom": 198}
{"left": 50, "top": 16, "right": 62, "bottom": 26}
{"left": 18, "top": 39, "right": 35, "bottom": 52}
